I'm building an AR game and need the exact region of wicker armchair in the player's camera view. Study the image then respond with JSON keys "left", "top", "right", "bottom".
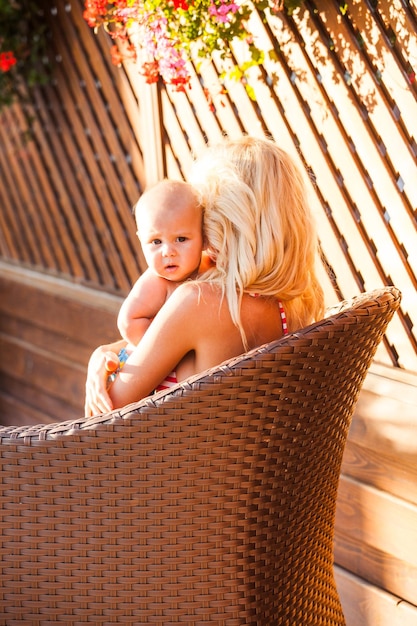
{"left": 0, "top": 287, "right": 401, "bottom": 625}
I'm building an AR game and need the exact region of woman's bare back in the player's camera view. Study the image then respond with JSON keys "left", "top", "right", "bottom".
{"left": 162, "top": 282, "right": 287, "bottom": 383}
{"left": 109, "top": 281, "right": 286, "bottom": 408}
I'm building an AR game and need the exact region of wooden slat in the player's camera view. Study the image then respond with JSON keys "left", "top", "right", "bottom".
{"left": 288, "top": 5, "right": 417, "bottom": 293}
{"left": 0, "top": 107, "right": 50, "bottom": 268}
{"left": 53, "top": 4, "right": 144, "bottom": 202}
{"left": 69, "top": 2, "right": 147, "bottom": 195}
{"left": 335, "top": 529, "right": 417, "bottom": 609}
{"left": 334, "top": 365, "right": 417, "bottom": 606}
{"left": 341, "top": 440, "right": 417, "bottom": 506}
{"left": 72, "top": 0, "right": 153, "bottom": 186}
{"left": 0, "top": 374, "right": 80, "bottom": 426}
{"left": 6, "top": 98, "right": 81, "bottom": 277}
{"left": 29, "top": 87, "right": 101, "bottom": 283}
{"left": 336, "top": 473, "right": 417, "bottom": 571}
{"left": 0, "top": 263, "right": 120, "bottom": 347}
{"left": 335, "top": 474, "right": 417, "bottom": 605}
{"left": 0, "top": 263, "right": 121, "bottom": 425}
{"left": 0, "top": 335, "right": 85, "bottom": 409}
{"left": 347, "top": 363, "right": 417, "bottom": 461}
{"left": 4, "top": 104, "right": 71, "bottom": 273}
{"left": 335, "top": 566, "right": 417, "bottom": 626}
{"left": 0, "top": 313, "right": 91, "bottom": 367}
{"left": 0, "top": 392, "right": 48, "bottom": 427}
{"left": 45, "top": 12, "right": 137, "bottom": 292}
{"left": 33, "top": 83, "right": 122, "bottom": 287}
{"left": 0, "top": 164, "right": 23, "bottom": 261}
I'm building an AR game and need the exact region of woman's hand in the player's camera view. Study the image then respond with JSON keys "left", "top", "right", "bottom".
{"left": 84, "top": 344, "right": 122, "bottom": 417}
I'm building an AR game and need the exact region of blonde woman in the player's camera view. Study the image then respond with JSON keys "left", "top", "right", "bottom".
{"left": 85, "top": 135, "right": 325, "bottom": 416}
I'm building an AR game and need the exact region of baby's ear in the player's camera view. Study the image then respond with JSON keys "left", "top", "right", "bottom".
{"left": 199, "top": 250, "right": 216, "bottom": 272}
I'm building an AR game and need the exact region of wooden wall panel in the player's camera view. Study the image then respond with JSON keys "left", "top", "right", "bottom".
{"left": 335, "top": 566, "right": 417, "bottom": 626}
{"left": 336, "top": 476, "right": 417, "bottom": 604}
{"left": 334, "top": 363, "right": 417, "bottom": 623}
{"left": 0, "top": 263, "right": 121, "bottom": 426}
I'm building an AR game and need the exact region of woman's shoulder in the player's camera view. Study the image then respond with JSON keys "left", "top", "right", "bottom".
{"left": 175, "top": 280, "right": 222, "bottom": 300}
{"left": 165, "top": 281, "right": 225, "bottom": 323}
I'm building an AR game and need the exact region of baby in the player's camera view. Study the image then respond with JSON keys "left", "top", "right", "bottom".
{"left": 108, "top": 179, "right": 210, "bottom": 384}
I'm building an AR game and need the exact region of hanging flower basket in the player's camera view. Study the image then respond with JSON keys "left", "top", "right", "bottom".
{"left": 0, "top": 0, "right": 50, "bottom": 111}
{"left": 83, "top": 0, "right": 304, "bottom": 92}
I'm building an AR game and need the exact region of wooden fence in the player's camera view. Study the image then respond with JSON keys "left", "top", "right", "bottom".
{"left": 0, "top": 0, "right": 416, "bottom": 372}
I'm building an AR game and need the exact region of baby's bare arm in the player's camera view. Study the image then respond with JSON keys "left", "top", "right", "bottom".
{"left": 117, "top": 269, "right": 170, "bottom": 346}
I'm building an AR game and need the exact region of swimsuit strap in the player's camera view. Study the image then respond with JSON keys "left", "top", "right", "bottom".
{"left": 278, "top": 299, "right": 288, "bottom": 335}
{"left": 248, "top": 292, "right": 288, "bottom": 336}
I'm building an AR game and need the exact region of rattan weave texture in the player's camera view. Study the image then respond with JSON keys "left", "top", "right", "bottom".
{"left": 0, "top": 287, "right": 401, "bottom": 625}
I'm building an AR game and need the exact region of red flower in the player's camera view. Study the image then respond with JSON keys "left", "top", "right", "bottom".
{"left": 169, "top": 74, "right": 191, "bottom": 91}
{"left": 0, "top": 51, "right": 17, "bottom": 73}
{"left": 172, "top": 0, "right": 189, "bottom": 9}
{"left": 110, "top": 44, "right": 137, "bottom": 66}
{"left": 110, "top": 45, "right": 124, "bottom": 67}
{"left": 83, "top": 0, "right": 108, "bottom": 27}
{"left": 141, "top": 61, "right": 160, "bottom": 84}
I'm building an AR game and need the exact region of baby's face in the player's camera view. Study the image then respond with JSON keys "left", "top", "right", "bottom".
{"left": 136, "top": 192, "right": 204, "bottom": 283}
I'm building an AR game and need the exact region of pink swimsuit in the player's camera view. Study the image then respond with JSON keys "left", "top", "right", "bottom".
{"left": 155, "top": 300, "right": 288, "bottom": 392}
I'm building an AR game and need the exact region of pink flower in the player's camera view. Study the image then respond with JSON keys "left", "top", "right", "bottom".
{"left": 82, "top": 0, "right": 261, "bottom": 92}
{"left": 142, "top": 14, "right": 191, "bottom": 90}
{"left": 209, "top": 0, "right": 239, "bottom": 23}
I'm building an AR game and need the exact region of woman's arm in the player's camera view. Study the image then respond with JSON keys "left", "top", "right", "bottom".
{"left": 109, "top": 282, "right": 203, "bottom": 408}
{"left": 85, "top": 281, "right": 236, "bottom": 414}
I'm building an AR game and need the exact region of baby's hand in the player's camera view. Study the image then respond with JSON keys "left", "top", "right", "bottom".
{"left": 84, "top": 348, "right": 120, "bottom": 417}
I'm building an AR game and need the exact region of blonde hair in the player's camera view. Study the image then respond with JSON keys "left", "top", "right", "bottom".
{"left": 190, "top": 135, "right": 325, "bottom": 345}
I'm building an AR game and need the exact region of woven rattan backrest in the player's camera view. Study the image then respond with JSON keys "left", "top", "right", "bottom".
{"left": 0, "top": 287, "right": 401, "bottom": 625}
